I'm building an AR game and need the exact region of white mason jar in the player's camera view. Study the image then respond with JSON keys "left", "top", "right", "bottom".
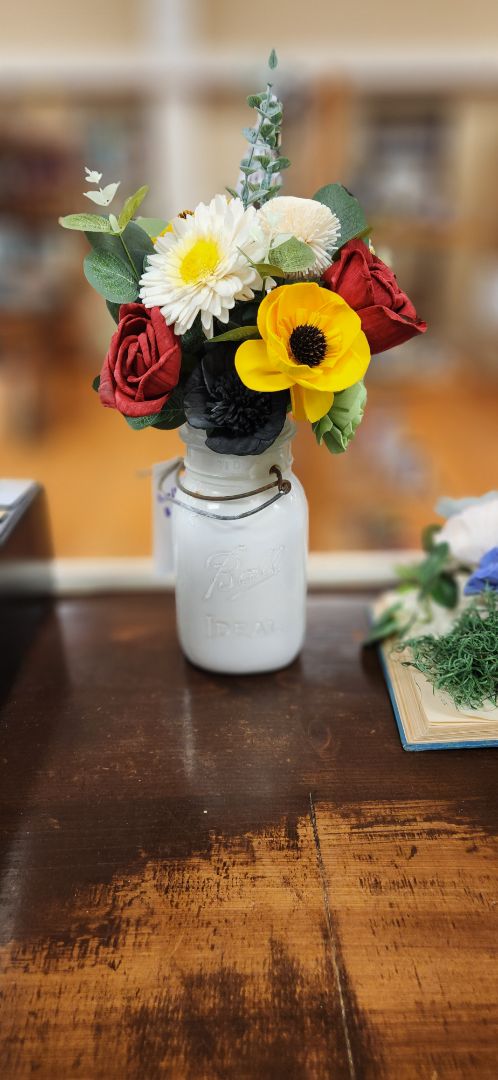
{"left": 171, "top": 419, "right": 308, "bottom": 675}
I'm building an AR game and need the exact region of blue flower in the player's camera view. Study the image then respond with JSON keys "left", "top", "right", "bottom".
{"left": 464, "top": 547, "right": 498, "bottom": 595}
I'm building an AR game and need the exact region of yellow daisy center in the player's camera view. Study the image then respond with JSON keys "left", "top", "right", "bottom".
{"left": 180, "top": 237, "right": 221, "bottom": 284}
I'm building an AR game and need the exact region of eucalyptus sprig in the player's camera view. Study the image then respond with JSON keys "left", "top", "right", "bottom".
{"left": 229, "top": 49, "right": 290, "bottom": 209}
{"left": 59, "top": 174, "right": 156, "bottom": 316}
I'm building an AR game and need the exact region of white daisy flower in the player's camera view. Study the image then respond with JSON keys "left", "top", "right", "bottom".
{"left": 139, "top": 194, "right": 265, "bottom": 338}
{"left": 258, "top": 195, "right": 341, "bottom": 276}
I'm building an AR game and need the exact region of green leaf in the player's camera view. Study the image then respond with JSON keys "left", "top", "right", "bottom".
{"left": 124, "top": 386, "right": 185, "bottom": 431}
{"left": 152, "top": 386, "right": 187, "bottom": 430}
{"left": 253, "top": 154, "right": 271, "bottom": 169}
{"left": 421, "top": 523, "right": 442, "bottom": 553}
{"left": 268, "top": 48, "right": 278, "bottom": 70}
{"left": 226, "top": 187, "right": 240, "bottom": 200}
{"left": 209, "top": 325, "right": 260, "bottom": 344}
{"left": 181, "top": 315, "right": 206, "bottom": 354}
{"left": 395, "top": 564, "right": 419, "bottom": 585}
{"left": 118, "top": 185, "right": 149, "bottom": 231}
{"left": 106, "top": 300, "right": 121, "bottom": 324}
{"left": 430, "top": 573, "right": 459, "bottom": 609}
{"left": 253, "top": 262, "right": 286, "bottom": 278}
{"left": 268, "top": 157, "right": 291, "bottom": 173}
{"left": 242, "top": 127, "right": 258, "bottom": 144}
{"left": 364, "top": 603, "right": 405, "bottom": 645}
{"left": 59, "top": 213, "right": 113, "bottom": 233}
{"left": 92, "top": 374, "right": 100, "bottom": 393}
{"left": 86, "top": 220, "right": 153, "bottom": 279}
{"left": 417, "top": 543, "right": 451, "bottom": 588}
{"left": 83, "top": 249, "right": 139, "bottom": 303}
{"left": 313, "top": 183, "right": 368, "bottom": 247}
{"left": 269, "top": 237, "right": 316, "bottom": 274}
{"left": 135, "top": 216, "right": 169, "bottom": 239}
{"left": 247, "top": 93, "right": 264, "bottom": 108}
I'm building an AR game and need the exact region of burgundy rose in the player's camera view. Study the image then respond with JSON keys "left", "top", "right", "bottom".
{"left": 99, "top": 303, "right": 181, "bottom": 417}
{"left": 322, "top": 240, "right": 427, "bottom": 355}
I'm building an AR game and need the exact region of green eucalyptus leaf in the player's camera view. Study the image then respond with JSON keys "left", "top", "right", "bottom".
{"left": 313, "top": 183, "right": 368, "bottom": 247}
{"left": 59, "top": 213, "right": 113, "bottom": 233}
{"left": 151, "top": 386, "right": 186, "bottom": 430}
{"left": 247, "top": 93, "right": 264, "bottom": 108}
{"left": 268, "top": 48, "right": 278, "bottom": 70}
{"left": 181, "top": 315, "right": 206, "bottom": 354}
{"left": 417, "top": 543, "right": 451, "bottom": 588}
{"left": 209, "top": 325, "right": 260, "bottom": 344}
{"left": 86, "top": 220, "right": 153, "bottom": 279}
{"left": 106, "top": 300, "right": 121, "bottom": 324}
{"left": 254, "top": 262, "right": 286, "bottom": 278}
{"left": 124, "top": 386, "right": 185, "bottom": 431}
{"left": 92, "top": 374, "right": 100, "bottom": 393}
{"left": 118, "top": 185, "right": 149, "bottom": 231}
{"left": 226, "top": 187, "right": 240, "bottom": 199}
{"left": 124, "top": 412, "right": 160, "bottom": 431}
{"left": 430, "top": 573, "right": 459, "bottom": 609}
{"left": 364, "top": 603, "right": 405, "bottom": 645}
{"left": 422, "top": 523, "right": 442, "bottom": 553}
{"left": 268, "top": 157, "right": 291, "bottom": 173}
{"left": 83, "top": 249, "right": 139, "bottom": 303}
{"left": 396, "top": 564, "right": 419, "bottom": 584}
{"left": 135, "top": 216, "right": 169, "bottom": 238}
{"left": 269, "top": 237, "right": 316, "bottom": 273}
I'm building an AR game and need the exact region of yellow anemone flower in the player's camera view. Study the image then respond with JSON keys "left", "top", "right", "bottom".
{"left": 235, "top": 282, "right": 371, "bottom": 423}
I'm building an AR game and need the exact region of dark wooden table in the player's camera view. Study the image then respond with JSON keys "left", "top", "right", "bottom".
{"left": 1, "top": 593, "right": 497, "bottom": 1079}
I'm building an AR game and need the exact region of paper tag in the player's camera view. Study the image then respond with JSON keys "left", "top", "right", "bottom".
{"left": 152, "top": 458, "right": 180, "bottom": 576}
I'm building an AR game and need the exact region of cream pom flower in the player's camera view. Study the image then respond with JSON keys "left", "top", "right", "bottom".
{"left": 139, "top": 194, "right": 265, "bottom": 338}
{"left": 257, "top": 195, "right": 341, "bottom": 276}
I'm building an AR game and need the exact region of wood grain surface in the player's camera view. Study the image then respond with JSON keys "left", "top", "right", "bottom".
{"left": 0, "top": 594, "right": 497, "bottom": 1079}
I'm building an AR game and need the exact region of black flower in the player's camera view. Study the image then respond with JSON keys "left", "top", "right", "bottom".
{"left": 183, "top": 344, "right": 289, "bottom": 455}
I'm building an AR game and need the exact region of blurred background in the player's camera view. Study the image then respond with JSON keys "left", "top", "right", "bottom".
{"left": 1, "top": 0, "right": 498, "bottom": 556}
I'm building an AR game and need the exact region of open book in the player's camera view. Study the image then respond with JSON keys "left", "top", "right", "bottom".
{"left": 380, "top": 643, "right": 498, "bottom": 750}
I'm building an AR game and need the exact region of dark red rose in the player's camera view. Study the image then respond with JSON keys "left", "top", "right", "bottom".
{"left": 99, "top": 303, "right": 181, "bottom": 417}
{"left": 322, "top": 240, "right": 427, "bottom": 354}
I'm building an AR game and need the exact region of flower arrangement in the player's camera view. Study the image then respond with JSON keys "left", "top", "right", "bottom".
{"left": 367, "top": 492, "right": 498, "bottom": 710}
{"left": 59, "top": 51, "right": 426, "bottom": 457}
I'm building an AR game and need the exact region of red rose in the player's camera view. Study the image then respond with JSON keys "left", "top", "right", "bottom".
{"left": 322, "top": 240, "right": 427, "bottom": 355}
{"left": 99, "top": 303, "right": 181, "bottom": 417}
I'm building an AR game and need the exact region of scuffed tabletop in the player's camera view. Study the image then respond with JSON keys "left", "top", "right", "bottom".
{"left": 1, "top": 593, "right": 497, "bottom": 1079}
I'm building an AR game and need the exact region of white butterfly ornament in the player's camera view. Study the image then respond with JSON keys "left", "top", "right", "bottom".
{"left": 83, "top": 167, "right": 120, "bottom": 207}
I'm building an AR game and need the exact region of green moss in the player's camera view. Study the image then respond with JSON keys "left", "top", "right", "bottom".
{"left": 401, "top": 590, "right": 498, "bottom": 711}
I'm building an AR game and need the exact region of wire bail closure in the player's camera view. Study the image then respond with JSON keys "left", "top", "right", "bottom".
{"left": 157, "top": 458, "right": 292, "bottom": 521}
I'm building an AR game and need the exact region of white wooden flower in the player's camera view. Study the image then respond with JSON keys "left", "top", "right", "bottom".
{"left": 257, "top": 196, "right": 341, "bottom": 275}
{"left": 140, "top": 194, "right": 265, "bottom": 338}
{"left": 438, "top": 496, "right": 498, "bottom": 564}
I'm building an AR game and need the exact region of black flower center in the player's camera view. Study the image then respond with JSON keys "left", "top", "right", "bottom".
{"left": 206, "top": 372, "right": 272, "bottom": 434}
{"left": 289, "top": 323, "right": 327, "bottom": 367}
